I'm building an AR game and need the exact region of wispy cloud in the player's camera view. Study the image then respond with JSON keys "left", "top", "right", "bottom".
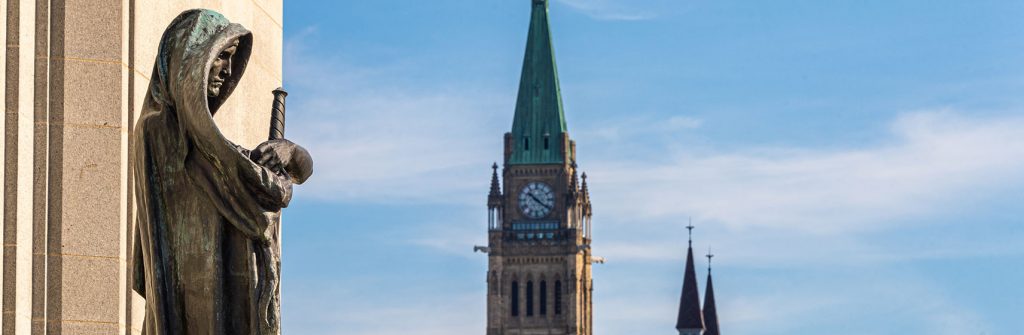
{"left": 375, "top": 109, "right": 1024, "bottom": 266}
{"left": 593, "top": 258, "right": 994, "bottom": 334}
{"left": 576, "top": 110, "right": 1024, "bottom": 270}
{"left": 286, "top": 289, "right": 484, "bottom": 335}
{"left": 581, "top": 114, "right": 703, "bottom": 143}
{"left": 718, "top": 271, "right": 991, "bottom": 334}
{"left": 587, "top": 110, "right": 1024, "bottom": 234}
{"left": 284, "top": 29, "right": 507, "bottom": 204}
{"left": 282, "top": 25, "right": 1021, "bottom": 335}
{"left": 555, "top": 0, "right": 659, "bottom": 21}
{"left": 287, "top": 25, "right": 1024, "bottom": 263}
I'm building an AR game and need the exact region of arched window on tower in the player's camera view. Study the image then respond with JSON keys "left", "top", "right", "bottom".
{"left": 524, "top": 137, "right": 530, "bottom": 151}
{"left": 543, "top": 133, "right": 550, "bottom": 150}
{"left": 526, "top": 281, "right": 534, "bottom": 317}
{"left": 488, "top": 207, "right": 495, "bottom": 230}
{"left": 540, "top": 280, "right": 548, "bottom": 315}
{"left": 554, "top": 280, "right": 562, "bottom": 315}
{"left": 511, "top": 281, "right": 519, "bottom": 317}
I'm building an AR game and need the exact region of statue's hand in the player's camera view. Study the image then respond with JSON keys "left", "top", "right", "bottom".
{"left": 284, "top": 143, "right": 313, "bottom": 184}
{"left": 250, "top": 139, "right": 313, "bottom": 184}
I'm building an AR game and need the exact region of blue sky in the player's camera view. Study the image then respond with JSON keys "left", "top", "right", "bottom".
{"left": 279, "top": 1, "right": 1024, "bottom": 334}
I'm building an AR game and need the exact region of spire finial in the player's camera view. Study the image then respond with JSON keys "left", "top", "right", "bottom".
{"left": 706, "top": 247, "right": 714, "bottom": 273}
{"left": 580, "top": 172, "right": 590, "bottom": 201}
{"left": 488, "top": 162, "right": 502, "bottom": 201}
{"left": 686, "top": 218, "right": 694, "bottom": 247}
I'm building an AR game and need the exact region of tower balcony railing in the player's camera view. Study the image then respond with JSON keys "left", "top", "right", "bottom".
{"left": 499, "top": 220, "right": 581, "bottom": 242}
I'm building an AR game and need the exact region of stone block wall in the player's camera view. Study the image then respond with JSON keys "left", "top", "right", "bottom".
{"left": 1, "top": 1, "right": 282, "bottom": 334}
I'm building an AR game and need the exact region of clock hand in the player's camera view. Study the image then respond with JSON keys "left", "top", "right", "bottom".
{"left": 528, "top": 193, "right": 553, "bottom": 210}
{"left": 528, "top": 193, "right": 544, "bottom": 206}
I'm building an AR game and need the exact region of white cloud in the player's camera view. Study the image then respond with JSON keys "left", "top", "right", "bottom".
{"left": 375, "top": 109, "right": 1024, "bottom": 273}
{"left": 284, "top": 29, "right": 507, "bottom": 205}
{"left": 286, "top": 291, "right": 484, "bottom": 335}
{"left": 718, "top": 272, "right": 991, "bottom": 335}
{"left": 666, "top": 115, "right": 704, "bottom": 129}
{"left": 590, "top": 259, "right": 994, "bottom": 334}
{"left": 580, "top": 114, "right": 703, "bottom": 143}
{"left": 289, "top": 90, "right": 502, "bottom": 203}
{"left": 555, "top": 0, "right": 659, "bottom": 21}
{"left": 575, "top": 110, "right": 1024, "bottom": 270}
{"left": 286, "top": 30, "right": 1024, "bottom": 263}
{"left": 281, "top": 27, "right": 1020, "bottom": 335}
{"left": 579, "top": 110, "right": 1015, "bottom": 334}
{"left": 588, "top": 110, "right": 1024, "bottom": 234}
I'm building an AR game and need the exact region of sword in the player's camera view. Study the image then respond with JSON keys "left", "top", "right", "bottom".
{"left": 269, "top": 87, "right": 287, "bottom": 140}
{"left": 258, "top": 86, "right": 288, "bottom": 335}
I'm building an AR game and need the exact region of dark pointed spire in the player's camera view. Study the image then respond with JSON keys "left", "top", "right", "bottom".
{"left": 580, "top": 172, "right": 592, "bottom": 217}
{"left": 509, "top": 0, "right": 567, "bottom": 165}
{"left": 703, "top": 249, "right": 720, "bottom": 335}
{"left": 489, "top": 162, "right": 500, "bottom": 196}
{"left": 676, "top": 225, "right": 705, "bottom": 332}
{"left": 580, "top": 172, "right": 590, "bottom": 203}
{"left": 568, "top": 161, "right": 579, "bottom": 199}
{"left": 488, "top": 162, "right": 502, "bottom": 208}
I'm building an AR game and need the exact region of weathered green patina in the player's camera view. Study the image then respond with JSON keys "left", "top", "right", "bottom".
{"left": 133, "top": 9, "right": 311, "bottom": 335}
{"left": 509, "top": 0, "right": 568, "bottom": 165}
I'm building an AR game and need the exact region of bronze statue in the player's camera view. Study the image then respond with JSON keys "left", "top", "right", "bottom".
{"left": 132, "top": 9, "right": 312, "bottom": 335}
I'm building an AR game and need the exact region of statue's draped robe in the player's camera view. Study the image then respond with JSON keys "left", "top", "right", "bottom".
{"left": 132, "top": 10, "right": 290, "bottom": 335}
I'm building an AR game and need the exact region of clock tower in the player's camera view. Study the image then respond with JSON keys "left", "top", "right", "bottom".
{"left": 484, "top": 1, "right": 595, "bottom": 334}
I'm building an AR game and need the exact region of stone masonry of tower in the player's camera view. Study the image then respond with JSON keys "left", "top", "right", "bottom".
{"left": 485, "top": 1, "right": 595, "bottom": 334}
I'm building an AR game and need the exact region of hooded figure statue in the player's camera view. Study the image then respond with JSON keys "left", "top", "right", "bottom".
{"left": 132, "top": 9, "right": 311, "bottom": 335}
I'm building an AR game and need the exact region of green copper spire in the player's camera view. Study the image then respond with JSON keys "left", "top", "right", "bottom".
{"left": 509, "top": 0, "right": 568, "bottom": 165}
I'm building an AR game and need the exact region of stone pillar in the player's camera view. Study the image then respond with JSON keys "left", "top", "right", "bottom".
{"left": 0, "top": 0, "right": 283, "bottom": 334}
{"left": 4, "top": 1, "right": 38, "bottom": 334}
{"left": 45, "top": 0, "right": 132, "bottom": 332}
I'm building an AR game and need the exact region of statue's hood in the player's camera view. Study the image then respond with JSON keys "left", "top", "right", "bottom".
{"left": 151, "top": 9, "right": 253, "bottom": 116}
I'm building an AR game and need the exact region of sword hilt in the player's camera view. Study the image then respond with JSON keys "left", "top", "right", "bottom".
{"left": 269, "top": 87, "right": 288, "bottom": 140}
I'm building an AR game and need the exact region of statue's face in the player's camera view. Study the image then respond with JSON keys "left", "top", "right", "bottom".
{"left": 208, "top": 38, "right": 240, "bottom": 98}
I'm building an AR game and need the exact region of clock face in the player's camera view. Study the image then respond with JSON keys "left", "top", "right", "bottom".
{"left": 518, "top": 182, "right": 555, "bottom": 219}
